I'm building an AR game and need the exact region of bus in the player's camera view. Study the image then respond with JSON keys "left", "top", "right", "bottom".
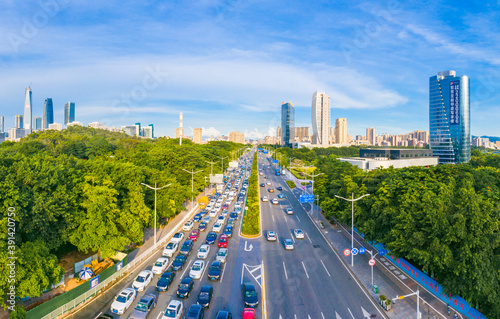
{"left": 275, "top": 168, "right": 281, "bottom": 176}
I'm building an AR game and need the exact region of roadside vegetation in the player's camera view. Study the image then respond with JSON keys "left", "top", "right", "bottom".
{"left": 241, "top": 152, "right": 260, "bottom": 235}
{"left": 285, "top": 180, "right": 296, "bottom": 189}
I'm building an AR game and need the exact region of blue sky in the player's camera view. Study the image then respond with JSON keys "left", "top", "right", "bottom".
{"left": 1, "top": 0, "right": 499, "bottom": 139}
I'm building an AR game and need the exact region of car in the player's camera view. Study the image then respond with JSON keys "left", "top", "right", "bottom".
{"left": 221, "top": 209, "right": 229, "bottom": 217}
{"left": 209, "top": 210, "right": 217, "bottom": 217}
{"left": 180, "top": 239, "right": 194, "bottom": 255}
{"left": 268, "top": 188, "right": 274, "bottom": 193}
{"left": 277, "top": 193, "right": 284, "bottom": 199}
{"left": 171, "top": 254, "right": 188, "bottom": 271}
{"left": 197, "top": 244, "right": 210, "bottom": 259}
{"left": 152, "top": 257, "right": 169, "bottom": 275}
{"left": 242, "top": 308, "right": 257, "bottom": 319}
{"left": 197, "top": 284, "right": 213, "bottom": 308}
{"left": 96, "top": 315, "right": 114, "bottom": 319}
{"left": 110, "top": 288, "right": 137, "bottom": 315}
{"left": 264, "top": 176, "right": 268, "bottom": 179}
{"left": 223, "top": 226, "right": 233, "bottom": 237}
{"left": 262, "top": 196, "right": 269, "bottom": 202}
{"left": 132, "top": 270, "right": 153, "bottom": 291}
{"left": 129, "top": 293, "right": 157, "bottom": 319}
{"left": 235, "top": 206, "right": 242, "bottom": 214}
{"left": 212, "top": 223, "right": 223, "bottom": 233}
{"left": 171, "top": 232, "right": 185, "bottom": 244}
{"left": 284, "top": 239, "right": 294, "bottom": 250}
{"left": 259, "top": 172, "right": 263, "bottom": 176}
{"left": 294, "top": 229, "right": 305, "bottom": 239}
{"left": 218, "top": 235, "right": 228, "bottom": 248}
{"left": 215, "top": 310, "right": 233, "bottom": 319}
{"left": 222, "top": 204, "right": 229, "bottom": 210}
{"left": 156, "top": 269, "right": 175, "bottom": 291}
{"left": 189, "top": 229, "right": 201, "bottom": 241}
{"left": 163, "top": 242, "right": 178, "bottom": 257}
{"left": 183, "top": 220, "right": 194, "bottom": 231}
{"left": 271, "top": 198, "right": 279, "bottom": 205}
{"left": 206, "top": 232, "right": 217, "bottom": 244}
{"left": 260, "top": 183, "right": 265, "bottom": 187}
{"left": 190, "top": 260, "right": 205, "bottom": 279}
{"left": 277, "top": 186, "right": 283, "bottom": 191}
{"left": 177, "top": 276, "right": 194, "bottom": 298}
{"left": 193, "top": 213, "right": 203, "bottom": 222}
{"left": 266, "top": 181, "right": 271, "bottom": 185}
{"left": 286, "top": 207, "right": 293, "bottom": 215}
{"left": 208, "top": 260, "right": 223, "bottom": 281}
{"left": 185, "top": 304, "right": 204, "bottom": 319}
{"left": 266, "top": 231, "right": 277, "bottom": 241}
{"left": 242, "top": 282, "right": 259, "bottom": 308}
{"left": 199, "top": 221, "right": 208, "bottom": 231}
{"left": 161, "top": 299, "right": 184, "bottom": 319}
{"left": 229, "top": 212, "right": 238, "bottom": 220}
{"left": 217, "top": 215, "right": 225, "bottom": 224}
{"left": 216, "top": 248, "right": 228, "bottom": 263}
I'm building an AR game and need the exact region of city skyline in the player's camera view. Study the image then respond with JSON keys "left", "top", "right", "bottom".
{"left": 0, "top": 1, "right": 499, "bottom": 138}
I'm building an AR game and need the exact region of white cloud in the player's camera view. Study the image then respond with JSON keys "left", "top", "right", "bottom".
{"left": 244, "top": 127, "right": 275, "bottom": 139}
{"left": 201, "top": 126, "right": 221, "bottom": 137}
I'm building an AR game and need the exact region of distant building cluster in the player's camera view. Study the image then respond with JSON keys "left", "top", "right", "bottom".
{"left": 472, "top": 137, "right": 500, "bottom": 150}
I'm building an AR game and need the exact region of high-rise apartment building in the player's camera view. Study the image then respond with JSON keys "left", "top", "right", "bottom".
{"left": 193, "top": 128, "right": 202, "bottom": 144}
{"left": 367, "top": 127, "right": 376, "bottom": 145}
{"left": 135, "top": 123, "right": 142, "bottom": 137}
{"left": 148, "top": 124, "right": 154, "bottom": 139}
{"left": 142, "top": 126, "right": 153, "bottom": 138}
{"left": 229, "top": 131, "right": 245, "bottom": 144}
{"left": 0, "top": 115, "right": 4, "bottom": 133}
{"left": 24, "top": 87, "right": 32, "bottom": 134}
{"left": 276, "top": 126, "right": 281, "bottom": 139}
{"left": 334, "top": 118, "right": 348, "bottom": 144}
{"left": 281, "top": 102, "right": 295, "bottom": 148}
{"left": 34, "top": 117, "right": 42, "bottom": 131}
{"left": 64, "top": 102, "right": 75, "bottom": 125}
{"left": 311, "top": 91, "right": 331, "bottom": 146}
{"left": 429, "top": 70, "right": 470, "bottom": 164}
{"left": 293, "top": 127, "right": 311, "bottom": 142}
{"left": 121, "top": 125, "right": 137, "bottom": 136}
{"left": 15, "top": 115, "right": 23, "bottom": 129}
{"left": 43, "top": 98, "right": 54, "bottom": 129}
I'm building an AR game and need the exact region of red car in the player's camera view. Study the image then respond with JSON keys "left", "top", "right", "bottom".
{"left": 242, "top": 308, "right": 256, "bottom": 319}
{"left": 189, "top": 229, "right": 200, "bottom": 241}
{"left": 218, "top": 235, "right": 228, "bottom": 248}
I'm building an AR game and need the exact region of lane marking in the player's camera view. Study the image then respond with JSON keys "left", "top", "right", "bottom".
{"left": 301, "top": 261, "right": 309, "bottom": 279}
{"left": 262, "top": 262, "right": 267, "bottom": 319}
{"left": 306, "top": 232, "right": 312, "bottom": 243}
{"left": 296, "top": 215, "right": 301, "bottom": 222}
{"left": 348, "top": 308, "right": 355, "bottom": 319}
{"left": 283, "top": 262, "right": 288, "bottom": 280}
{"left": 200, "top": 261, "right": 209, "bottom": 279}
{"left": 221, "top": 261, "right": 227, "bottom": 282}
{"left": 321, "top": 312, "right": 326, "bottom": 319}
{"left": 156, "top": 313, "right": 162, "bottom": 319}
{"left": 294, "top": 315, "right": 297, "bottom": 319}
{"left": 272, "top": 214, "right": 275, "bottom": 222}
{"left": 320, "top": 260, "right": 331, "bottom": 277}
{"left": 180, "top": 259, "right": 192, "bottom": 279}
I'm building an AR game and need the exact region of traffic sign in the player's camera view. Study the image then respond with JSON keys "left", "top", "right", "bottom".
{"left": 369, "top": 259, "right": 376, "bottom": 266}
{"left": 379, "top": 249, "right": 387, "bottom": 256}
{"left": 343, "top": 249, "right": 351, "bottom": 256}
{"left": 359, "top": 247, "right": 366, "bottom": 254}
{"left": 351, "top": 248, "right": 359, "bottom": 255}
{"left": 300, "top": 194, "right": 315, "bottom": 203}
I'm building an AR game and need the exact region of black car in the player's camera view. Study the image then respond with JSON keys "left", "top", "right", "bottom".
{"left": 208, "top": 260, "right": 223, "bottom": 281}
{"left": 185, "top": 304, "right": 204, "bottom": 319}
{"left": 242, "top": 282, "right": 259, "bottom": 308}
{"left": 215, "top": 310, "right": 233, "bottom": 319}
{"left": 277, "top": 186, "right": 283, "bottom": 191}
{"left": 229, "top": 212, "right": 238, "bottom": 220}
{"left": 177, "top": 276, "right": 194, "bottom": 298}
{"left": 156, "top": 270, "right": 175, "bottom": 291}
{"left": 197, "top": 285, "right": 213, "bottom": 308}
{"left": 260, "top": 183, "right": 265, "bottom": 187}
{"left": 172, "top": 254, "right": 188, "bottom": 271}
{"left": 206, "top": 232, "right": 217, "bottom": 245}
{"left": 180, "top": 239, "right": 194, "bottom": 255}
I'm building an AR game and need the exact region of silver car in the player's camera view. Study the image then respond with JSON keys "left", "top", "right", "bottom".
{"left": 129, "top": 293, "right": 157, "bottom": 319}
{"left": 216, "top": 248, "right": 228, "bottom": 263}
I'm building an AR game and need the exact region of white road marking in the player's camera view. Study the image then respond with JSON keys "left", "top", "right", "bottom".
{"left": 272, "top": 214, "right": 275, "bottom": 222}
{"left": 180, "top": 259, "right": 192, "bottom": 279}
{"left": 335, "top": 312, "right": 342, "bottom": 319}
{"left": 294, "top": 315, "right": 297, "bottom": 319}
{"left": 283, "top": 262, "right": 288, "bottom": 279}
{"left": 200, "top": 261, "right": 209, "bottom": 279}
{"left": 320, "top": 260, "right": 331, "bottom": 277}
{"left": 241, "top": 263, "right": 245, "bottom": 284}
{"left": 302, "top": 261, "right": 309, "bottom": 278}
{"left": 348, "top": 308, "right": 355, "bottom": 319}
{"left": 296, "top": 215, "right": 301, "bottom": 222}
{"left": 306, "top": 232, "right": 312, "bottom": 243}
{"left": 221, "top": 262, "right": 227, "bottom": 282}
{"left": 322, "top": 312, "right": 327, "bottom": 319}
{"left": 156, "top": 313, "right": 162, "bottom": 319}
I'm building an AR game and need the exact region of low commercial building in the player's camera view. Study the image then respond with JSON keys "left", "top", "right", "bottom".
{"left": 340, "top": 148, "right": 438, "bottom": 171}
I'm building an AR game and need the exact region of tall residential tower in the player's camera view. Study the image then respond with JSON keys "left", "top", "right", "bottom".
{"left": 43, "top": 98, "right": 54, "bottom": 129}
{"left": 24, "top": 87, "right": 32, "bottom": 134}
{"left": 281, "top": 102, "right": 295, "bottom": 148}
{"left": 334, "top": 118, "right": 347, "bottom": 144}
{"left": 311, "top": 91, "right": 331, "bottom": 146}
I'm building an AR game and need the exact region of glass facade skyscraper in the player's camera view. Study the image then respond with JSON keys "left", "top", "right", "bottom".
{"left": 429, "top": 70, "right": 470, "bottom": 164}
{"left": 64, "top": 102, "right": 75, "bottom": 125}
{"left": 0, "top": 115, "right": 4, "bottom": 133}
{"left": 43, "top": 98, "right": 54, "bottom": 129}
{"left": 281, "top": 102, "right": 295, "bottom": 148}
{"left": 24, "top": 87, "right": 32, "bottom": 134}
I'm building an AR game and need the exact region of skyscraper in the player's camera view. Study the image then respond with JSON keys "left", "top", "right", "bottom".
{"left": 334, "top": 118, "right": 347, "bottom": 144}
{"left": 148, "top": 124, "right": 154, "bottom": 139}
{"left": 135, "top": 123, "right": 142, "bottom": 137}
{"left": 193, "top": 128, "right": 202, "bottom": 144}
{"left": 34, "top": 117, "right": 42, "bottom": 131}
{"left": 43, "top": 98, "right": 54, "bottom": 129}
{"left": 281, "top": 102, "right": 295, "bottom": 148}
{"left": 229, "top": 131, "right": 245, "bottom": 144}
{"left": 142, "top": 126, "right": 153, "bottom": 138}
{"left": 64, "top": 102, "right": 75, "bottom": 125}
{"left": 429, "top": 70, "right": 470, "bottom": 164}
{"left": 366, "top": 127, "right": 376, "bottom": 145}
{"left": 311, "top": 91, "right": 331, "bottom": 146}
{"left": 0, "top": 115, "right": 4, "bottom": 133}
{"left": 24, "top": 87, "right": 32, "bottom": 134}
{"left": 15, "top": 115, "right": 23, "bottom": 129}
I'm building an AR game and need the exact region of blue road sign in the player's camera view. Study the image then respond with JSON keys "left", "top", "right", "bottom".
{"left": 379, "top": 249, "right": 387, "bottom": 256}
{"left": 359, "top": 247, "right": 366, "bottom": 254}
{"left": 300, "top": 194, "right": 315, "bottom": 203}
{"left": 351, "top": 248, "right": 359, "bottom": 255}
{"left": 272, "top": 159, "right": 279, "bottom": 164}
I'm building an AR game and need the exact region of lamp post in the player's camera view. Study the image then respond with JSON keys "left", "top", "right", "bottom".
{"left": 306, "top": 172, "right": 323, "bottom": 220}
{"left": 288, "top": 157, "right": 296, "bottom": 172}
{"left": 140, "top": 182, "right": 171, "bottom": 248}
{"left": 334, "top": 193, "right": 370, "bottom": 267}
{"left": 218, "top": 156, "right": 228, "bottom": 174}
{"left": 182, "top": 168, "right": 203, "bottom": 204}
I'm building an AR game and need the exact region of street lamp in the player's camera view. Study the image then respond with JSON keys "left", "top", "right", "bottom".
{"left": 218, "top": 156, "right": 228, "bottom": 174}
{"left": 140, "top": 182, "right": 171, "bottom": 248}
{"left": 334, "top": 193, "right": 370, "bottom": 267}
{"left": 182, "top": 168, "right": 203, "bottom": 204}
{"left": 307, "top": 172, "right": 323, "bottom": 221}
{"left": 288, "top": 157, "right": 296, "bottom": 171}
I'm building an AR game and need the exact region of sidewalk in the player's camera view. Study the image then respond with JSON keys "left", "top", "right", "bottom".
{"left": 283, "top": 172, "right": 460, "bottom": 319}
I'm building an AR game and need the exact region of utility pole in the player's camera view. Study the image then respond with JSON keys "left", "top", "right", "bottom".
{"left": 182, "top": 168, "right": 203, "bottom": 204}
{"left": 140, "top": 182, "right": 171, "bottom": 248}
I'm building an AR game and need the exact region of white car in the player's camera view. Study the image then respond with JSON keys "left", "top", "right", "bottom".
{"left": 217, "top": 215, "right": 225, "bottom": 224}
{"left": 162, "top": 299, "right": 184, "bottom": 319}
{"left": 152, "top": 257, "right": 169, "bottom": 274}
{"left": 267, "top": 181, "right": 271, "bottom": 185}
{"left": 189, "top": 260, "right": 205, "bottom": 279}
{"left": 262, "top": 196, "right": 269, "bottom": 202}
{"left": 271, "top": 199, "right": 279, "bottom": 205}
{"left": 171, "top": 232, "right": 184, "bottom": 243}
{"left": 163, "top": 242, "right": 178, "bottom": 257}
{"left": 197, "top": 244, "right": 211, "bottom": 259}
{"left": 294, "top": 229, "right": 305, "bottom": 239}
{"left": 132, "top": 270, "right": 153, "bottom": 291}
{"left": 216, "top": 248, "right": 228, "bottom": 263}
{"left": 209, "top": 210, "right": 217, "bottom": 217}
{"left": 182, "top": 220, "right": 194, "bottom": 231}
{"left": 213, "top": 223, "right": 223, "bottom": 233}
{"left": 202, "top": 215, "right": 211, "bottom": 223}
{"left": 110, "top": 288, "right": 137, "bottom": 314}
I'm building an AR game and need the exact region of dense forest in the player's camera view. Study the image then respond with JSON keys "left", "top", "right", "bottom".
{"left": 0, "top": 126, "right": 244, "bottom": 308}
{"left": 274, "top": 146, "right": 500, "bottom": 318}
